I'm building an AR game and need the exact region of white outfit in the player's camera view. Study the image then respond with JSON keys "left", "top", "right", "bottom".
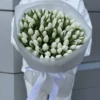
{"left": 11, "top": 0, "right": 92, "bottom": 100}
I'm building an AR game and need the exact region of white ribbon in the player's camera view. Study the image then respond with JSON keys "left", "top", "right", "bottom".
{"left": 27, "top": 72, "right": 46, "bottom": 100}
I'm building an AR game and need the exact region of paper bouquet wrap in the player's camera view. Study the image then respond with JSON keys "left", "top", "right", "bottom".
{"left": 14, "top": 0, "right": 92, "bottom": 73}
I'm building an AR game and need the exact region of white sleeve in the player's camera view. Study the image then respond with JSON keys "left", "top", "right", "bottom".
{"left": 78, "top": 0, "right": 92, "bottom": 56}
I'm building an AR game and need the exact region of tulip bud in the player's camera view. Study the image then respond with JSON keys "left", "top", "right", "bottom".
{"left": 39, "top": 25, "right": 44, "bottom": 32}
{"left": 35, "top": 30, "right": 39, "bottom": 37}
{"left": 52, "top": 32, "right": 57, "bottom": 38}
{"left": 55, "top": 38, "right": 60, "bottom": 43}
{"left": 22, "top": 32, "right": 28, "bottom": 38}
{"left": 31, "top": 34, "right": 37, "bottom": 40}
{"left": 26, "top": 47, "right": 33, "bottom": 52}
{"left": 33, "top": 13, "right": 38, "bottom": 20}
{"left": 80, "top": 31, "right": 85, "bottom": 36}
{"left": 42, "top": 43, "right": 49, "bottom": 51}
{"left": 62, "top": 45, "right": 68, "bottom": 51}
{"left": 63, "top": 39, "right": 69, "bottom": 45}
{"left": 67, "top": 50, "right": 72, "bottom": 54}
{"left": 56, "top": 55, "right": 62, "bottom": 58}
{"left": 70, "top": 45, "right": 76, "bottom": 50}
{"left": 33, "top": 40, "right": 38, "bottom": 46}
{"left": 64, "top": 53, "right": 69, "bottom": 56}
{"left": 57, "top": 48, "right": 62, "bottom": 54}
{"left": 24, "top": 22, "right": 28, "bottom": 28}
{"left": 37, "top": 37, "right": 42, "bottom": 42}
{"left": 43, "top": 35, "right": 49, "bottom": 43}
{"left": 42, "top": 31, "right": 47, "bottom": 36}
{"left": 45, "top": 51, "right": 51, "bottom": 57}
{"left": 40, "top": 55, "right": 44, "bottom": 59}
{"left": 33, "top": 51, "right": 38, "bottom": 56}
{"left": 57, "top": 43, "right": 62, "bottom": 48}
{"left": 28, "top": 28, "right": 33, "bottom": 35}
{"left": 51, "top": 48, "right": 56, "bottom": 54}
{"left": 21, "top": 38, "right": 28, "bottom": 44}
{"left": 51, "top": 42, "right": 57, "bottom": 48}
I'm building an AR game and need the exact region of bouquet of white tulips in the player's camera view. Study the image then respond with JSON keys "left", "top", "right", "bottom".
{"left": 18, "top": 8, "right": 87, "bottom": 59}
{"left": 14, "top": 0, "right": 91, "bottom": 73}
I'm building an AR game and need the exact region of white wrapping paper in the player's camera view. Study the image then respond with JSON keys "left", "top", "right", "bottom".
{"left": 14, "top": 0, "right": 92, "bottom": 73}
{"left": 12, "top": 0, "right": 92, "bottom": 100}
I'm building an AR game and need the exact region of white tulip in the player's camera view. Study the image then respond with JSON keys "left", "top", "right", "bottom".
{"left": 46, "top": 18, "right": 50, "bottom": 23}
{"left": 28, "top": 16, "right": 35, "bottom": 24}
{"left": 26, "top": 47, "right": 32, "bottom": 52}
{"left": 80, "top": 31, "right": 85, "bottom": 36}
{"left": 40, "top": 55, "right": 44, "bottom": 59}
{"left": 19, "top": 21, "right": 24, "bottom": 29}
{"left": 51, "top": 56, "right": 55, "bottom": 59}
{"left": 63, "top": 39, "right": 69, "bottom": 45}
{"left": 32, "top": 9, "right": 35, "bottom": 13}
{"left": 52, "top": 32, "right": 57, "bottom": 38}
{"left": 75, "top": 30, "right": 80, "bottom": 36}
{"left": 33, "top": 13, "right": 37, "bottom": 20}
{"left": 29, "top": 40, "right": 34, "bottom": 47}
{"left": 42, "top": 43, "right": 49, "bottom": 51}
{"left": 33, "top": 51, "right": 38, "bottom": 56}
{"left": 56, "top": 55, "right": 62, "bottom": 58}
{"left": 37, "top": 37, "right": 42, "bottom": 42}
{"left": 45, "top": 27, "right": 49, "bottom": 31}
{"left": 76, "top": 45, "right": 82, "bottom": 49}
{"left": 67, "top": 50, "right": 72, "bottom": 54}
{"left": 21, "top": 38, "right": 28, "bottom": 44}
{"left": 51, "top": 48, "right": 56, "bottom": 54}
{"left": 58, "top": 19, "right": 62, "bottom": 23}
{"left": 57, "top": 48, "right": 62, "bottom": 54}
{"left": 77, "top": 39, "right": 82, "bottom": 44}
{"left": 39, "top": 25, "right": 44, "bottom": 32}
{"left": 23, "top": 22, "right": 28, "bottom": 28}
{"left": 55, "top": 38, "right": 60, "bottom": 43}
{"left": 18, "top": 33, "right": 22, "bottom": 38}
{"left": 31, "top": 34, "right": 37, "bottom": 40}
{"left": 57, "top": 43, "right": 62, "bottom": 48}
{"left": 66, "top": 31, "right": 72, "bottom": 38}
{"left": 43, "top": 35, "right": 49, "bottom": 43}
{"left": 65, "top": 25, "right": 70, "bottom": 31}
{"left": 48, "top": 22, "right": 52, "bottom": 29}
{"left": 51, "top": 42, "right": 57, "bottom": 48}
{"left": 45, "top": 51, "right": 51, "bottom": 57}
{"left": 62, "top": 45, "right": 68, "bottom": 51}
{"left": 28, "top": 28, "right": 33, "bottom": 35}
{"left": 64, "top": 53, "right": 69, "bottom": 56}
{"left": 42, "top": 31, "right": 47, "bottom": 36}
{"left": 35, "top": 46, "right": 40, "bottom": 51}
{"left": 45, "top": 56, "right": 49, "bottom": 59}
{"left": 62, "top": 30, "right": 66, "bottom": 36}
{"left": 65, "top": 19, "right": 69, "bottom": 25}
{"left": 70, "top": 45, "right": 76, "bottom": 50}
{"left": 59, "top": 22, "right": 63, "bottom": 28}
{"left": 22, "top": 32, "right": 28, "bottom": 38}
{"left": 72, "top": 35, "right": 77, "bottom": 39}
{"left": 82, "top": 37, "right": 87, "bottom": 43}
{"left": 29, "top": 23, "right": 33, "bottom": 28}
{"left": 35, "top": 30, "right": 39, "bottom": 37}
{"left": 33, "top": 40, "right": 38, "bottom": 46}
